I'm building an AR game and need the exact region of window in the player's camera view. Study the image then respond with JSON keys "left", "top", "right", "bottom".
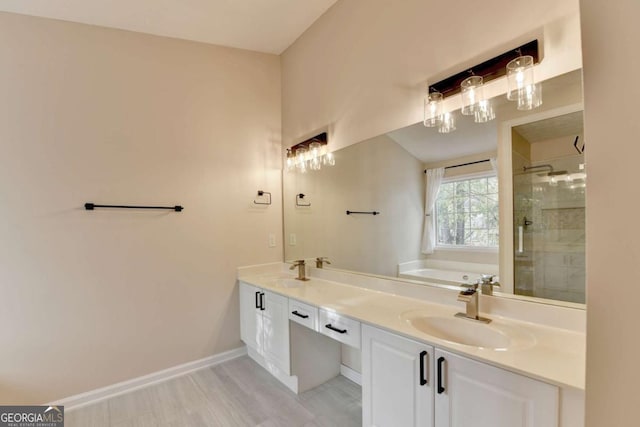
{"left": 435, "top": 173, "right": 498, "bottom": 248}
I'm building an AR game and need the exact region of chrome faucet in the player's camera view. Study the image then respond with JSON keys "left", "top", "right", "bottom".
{"left": 479, "top": 274, "right": 498, "bottom": 296}
{"left": 289, "top": 259, "right": 309, "bottom": 281}
{"left": 315, "top": 257, "right": 331, "bottom": 268}
{"left": 455, "top": 283, "right": 491, "bottom": 323}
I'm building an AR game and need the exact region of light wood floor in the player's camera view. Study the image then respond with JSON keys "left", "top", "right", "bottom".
{"left": 66, "top": 356, "right": 362, "bottom": 427}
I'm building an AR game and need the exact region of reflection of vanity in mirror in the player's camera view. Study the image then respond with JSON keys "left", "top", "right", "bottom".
{"left": 284, "top": 69, "right": 584, "bottom": 307}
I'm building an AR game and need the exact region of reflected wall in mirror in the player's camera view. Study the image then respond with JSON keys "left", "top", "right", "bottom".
{"left": 283, "top": 70, "right": 584, "bottom": 307}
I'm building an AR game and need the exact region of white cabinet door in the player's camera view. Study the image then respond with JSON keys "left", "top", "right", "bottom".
{"left": 262, "top": 290, "right": 291, "bottom": 374}
{"left": 239, "top": 282, "right": 262, "bottom": 351}
{"left": 362, "top": 325, "right": 434, "bottom": 427}
{"left": 434, "top": 349, "right": 559, "bottom": 427}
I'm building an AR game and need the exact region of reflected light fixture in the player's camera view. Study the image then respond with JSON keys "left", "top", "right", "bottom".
{"left": 286, "top": 149, "right": 295, "bottom": 172}
{"left": 438, "top": 112, "right": 456, "bottom": 133}
{"left": 295, "top": 147, "right": 308, "bottom": 173}
{"left": 286, "top": 132, "right": 335, "bottom": 173}
{"left": 474, "top": 99, "right": 495, "bottom": 123}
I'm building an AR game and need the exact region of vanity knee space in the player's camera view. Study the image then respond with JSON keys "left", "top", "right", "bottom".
{"left": 239, "top": 281, "right": 351, "bottom": 393}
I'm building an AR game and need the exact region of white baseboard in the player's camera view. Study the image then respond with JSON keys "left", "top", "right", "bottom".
{"left": 50, "top": 346, "right": 247, "bottom": 411}
{"left": 340, "top": 364, "right": 362, "bottom": 386}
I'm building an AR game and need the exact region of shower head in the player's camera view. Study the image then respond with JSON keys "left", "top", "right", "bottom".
{"left": 523, "top": 164, "right": 553, "bottom": 174}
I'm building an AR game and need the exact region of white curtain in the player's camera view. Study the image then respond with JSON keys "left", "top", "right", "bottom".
{"left": 421, "top": 167, "right": 445, "bottom": 254}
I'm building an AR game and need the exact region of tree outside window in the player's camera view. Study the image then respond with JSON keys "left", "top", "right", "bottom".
{"left": 435, "top": 175, "right": 498, "bottom": 248}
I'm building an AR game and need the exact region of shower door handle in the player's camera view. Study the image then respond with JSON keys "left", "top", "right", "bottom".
{"left": 518, "top": 225, "right": 524, "bottom": 253}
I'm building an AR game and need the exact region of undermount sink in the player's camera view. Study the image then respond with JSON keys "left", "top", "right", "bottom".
{"left": 400, "top": 311, "right": 536, "bottom": 350}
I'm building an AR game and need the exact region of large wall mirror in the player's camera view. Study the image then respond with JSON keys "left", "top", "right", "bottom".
{"left": 283, "top": 69, "right": 584, "bottom": 307}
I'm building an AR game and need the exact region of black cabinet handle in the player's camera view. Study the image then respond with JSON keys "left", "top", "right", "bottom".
{"left": 255, "top": 291, "right": 260, "bottom": 309}
{"left": 437, "top": 357, "right": 445, "bottom": 394}
{"left": 325, "top": 324, "right": 347, "bottom": 334}
{"left": 259, "top": 292, "right": 265, "bottom": 311}
{"left": 419, "top": 351, "right": 428, "bottom": 386}
{"left": 291, "top": 311, "right": 309, "bottom": 319}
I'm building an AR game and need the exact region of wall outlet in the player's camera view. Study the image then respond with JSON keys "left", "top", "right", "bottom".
{"left": 289, "top": 233, "right": 297, "bottom": 246}
{"left": 268, "top": 233, "right": 276, "bottom": 248}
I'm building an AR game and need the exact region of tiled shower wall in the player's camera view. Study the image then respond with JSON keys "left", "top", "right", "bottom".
{"left": 514, "top": 155, "right": 586, "bottom": 303}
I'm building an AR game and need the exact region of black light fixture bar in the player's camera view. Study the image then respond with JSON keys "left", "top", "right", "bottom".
{"left": 429, "top": 40, "right": 539, "bottom": 98}
{"left": 290, "top": 132, "right": 328, "bottom": 155}
{"left": 85, "top": 203, "right": 183, "bottom": 212}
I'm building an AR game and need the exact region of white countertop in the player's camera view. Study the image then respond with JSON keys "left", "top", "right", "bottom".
{"left": 238, "top": 272, "right": 585, "bottom": 390}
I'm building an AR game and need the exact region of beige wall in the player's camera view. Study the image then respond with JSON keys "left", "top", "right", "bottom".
{"left": 530, "top": 134, "right": 584, "bottom": 161}
{"left": 581, "top": 0, "right": 640, "bottom": 424}
{"left": 282, "top": 0, "right": 581, "bottom": 152}
{"left": 284, "top": 134, "right": 424, "bottom": 277}
{"left": 0, "top": 13, "right": 281, "bottom": 404}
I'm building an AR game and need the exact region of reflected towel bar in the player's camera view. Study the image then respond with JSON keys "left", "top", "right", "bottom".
{"left": 85, "top": 203, "right": 183, "bottom": 212}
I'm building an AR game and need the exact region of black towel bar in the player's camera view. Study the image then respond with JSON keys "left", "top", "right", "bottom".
{"left": 85, "top": 203, "right": 183, "bottom": 212}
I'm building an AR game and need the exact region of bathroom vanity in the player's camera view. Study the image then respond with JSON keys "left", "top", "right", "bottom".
{"left": 238, "top": 263, "right": 585, "bottom": 427}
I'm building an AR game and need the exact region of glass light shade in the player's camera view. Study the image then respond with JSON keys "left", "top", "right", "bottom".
{"left": 474, "top": 99, "right": 495, "bottom": 123}
{"left": 438, "top": 112, "right": 456, "bottom": 133}
{"left": 506, "top": 56, "right": 534, "bottom": 101}
{"left": 516, "top": 83, "right": 542, "bottom": 110}
{"left": 424, "top": 91, "right": 444, "bottom": 127}
{"left": 308, "top": 142, "right": 322, "bottom": 170}
{"left": 461, "top": 76, "right": 484, "bottom": 116}
{"left": 285, "top": 149, "right": 295, "bottom": 172}
{"left": 295, "top": 147, "right": 308, "bottom": 173}
{"left": 323, "top": 151, "right": 335, "bottom": 166}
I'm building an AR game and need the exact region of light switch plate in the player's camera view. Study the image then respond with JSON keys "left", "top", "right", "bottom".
{"left": 289, "top": 233, "right": 297, "bottom": 246}
{"left": 268, "top": 233, "right": 276, "bottom": 248}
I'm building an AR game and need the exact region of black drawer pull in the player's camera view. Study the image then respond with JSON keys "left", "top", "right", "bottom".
{"left": 325, "top": 323, "right": 347, "bottom": 334}
{"left": 292, "top": 311, "right": 309, "bottom": 319}
{"left": 437, "top": 357, "right": 445, "bottom": 394}
{"left": 255, "top": 291, "right": 260, "bottom": 309}
{"left": 419, "top": 350, "right": 428, "bottom": 386}
{"left": 259, "top": 292, "right": 265, "bottom": 311}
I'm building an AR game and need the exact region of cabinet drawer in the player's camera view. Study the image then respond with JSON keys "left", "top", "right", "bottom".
{"left": 289, "top": 299, "right": 318, "bottom": 331}
{"left": 319, "top": 308, "right": 361, "bottom": 349}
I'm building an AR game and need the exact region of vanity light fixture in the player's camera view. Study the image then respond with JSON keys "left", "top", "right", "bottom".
{"left": 286, "top": 132, "right": 335, "bottom": 173}
{"left": 423, "top": 40, "right": 540, "bottom": 132}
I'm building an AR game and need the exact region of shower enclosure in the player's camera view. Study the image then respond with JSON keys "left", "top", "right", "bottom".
{"left": 512, "top": 112, "right": 586, "bottom": 303}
